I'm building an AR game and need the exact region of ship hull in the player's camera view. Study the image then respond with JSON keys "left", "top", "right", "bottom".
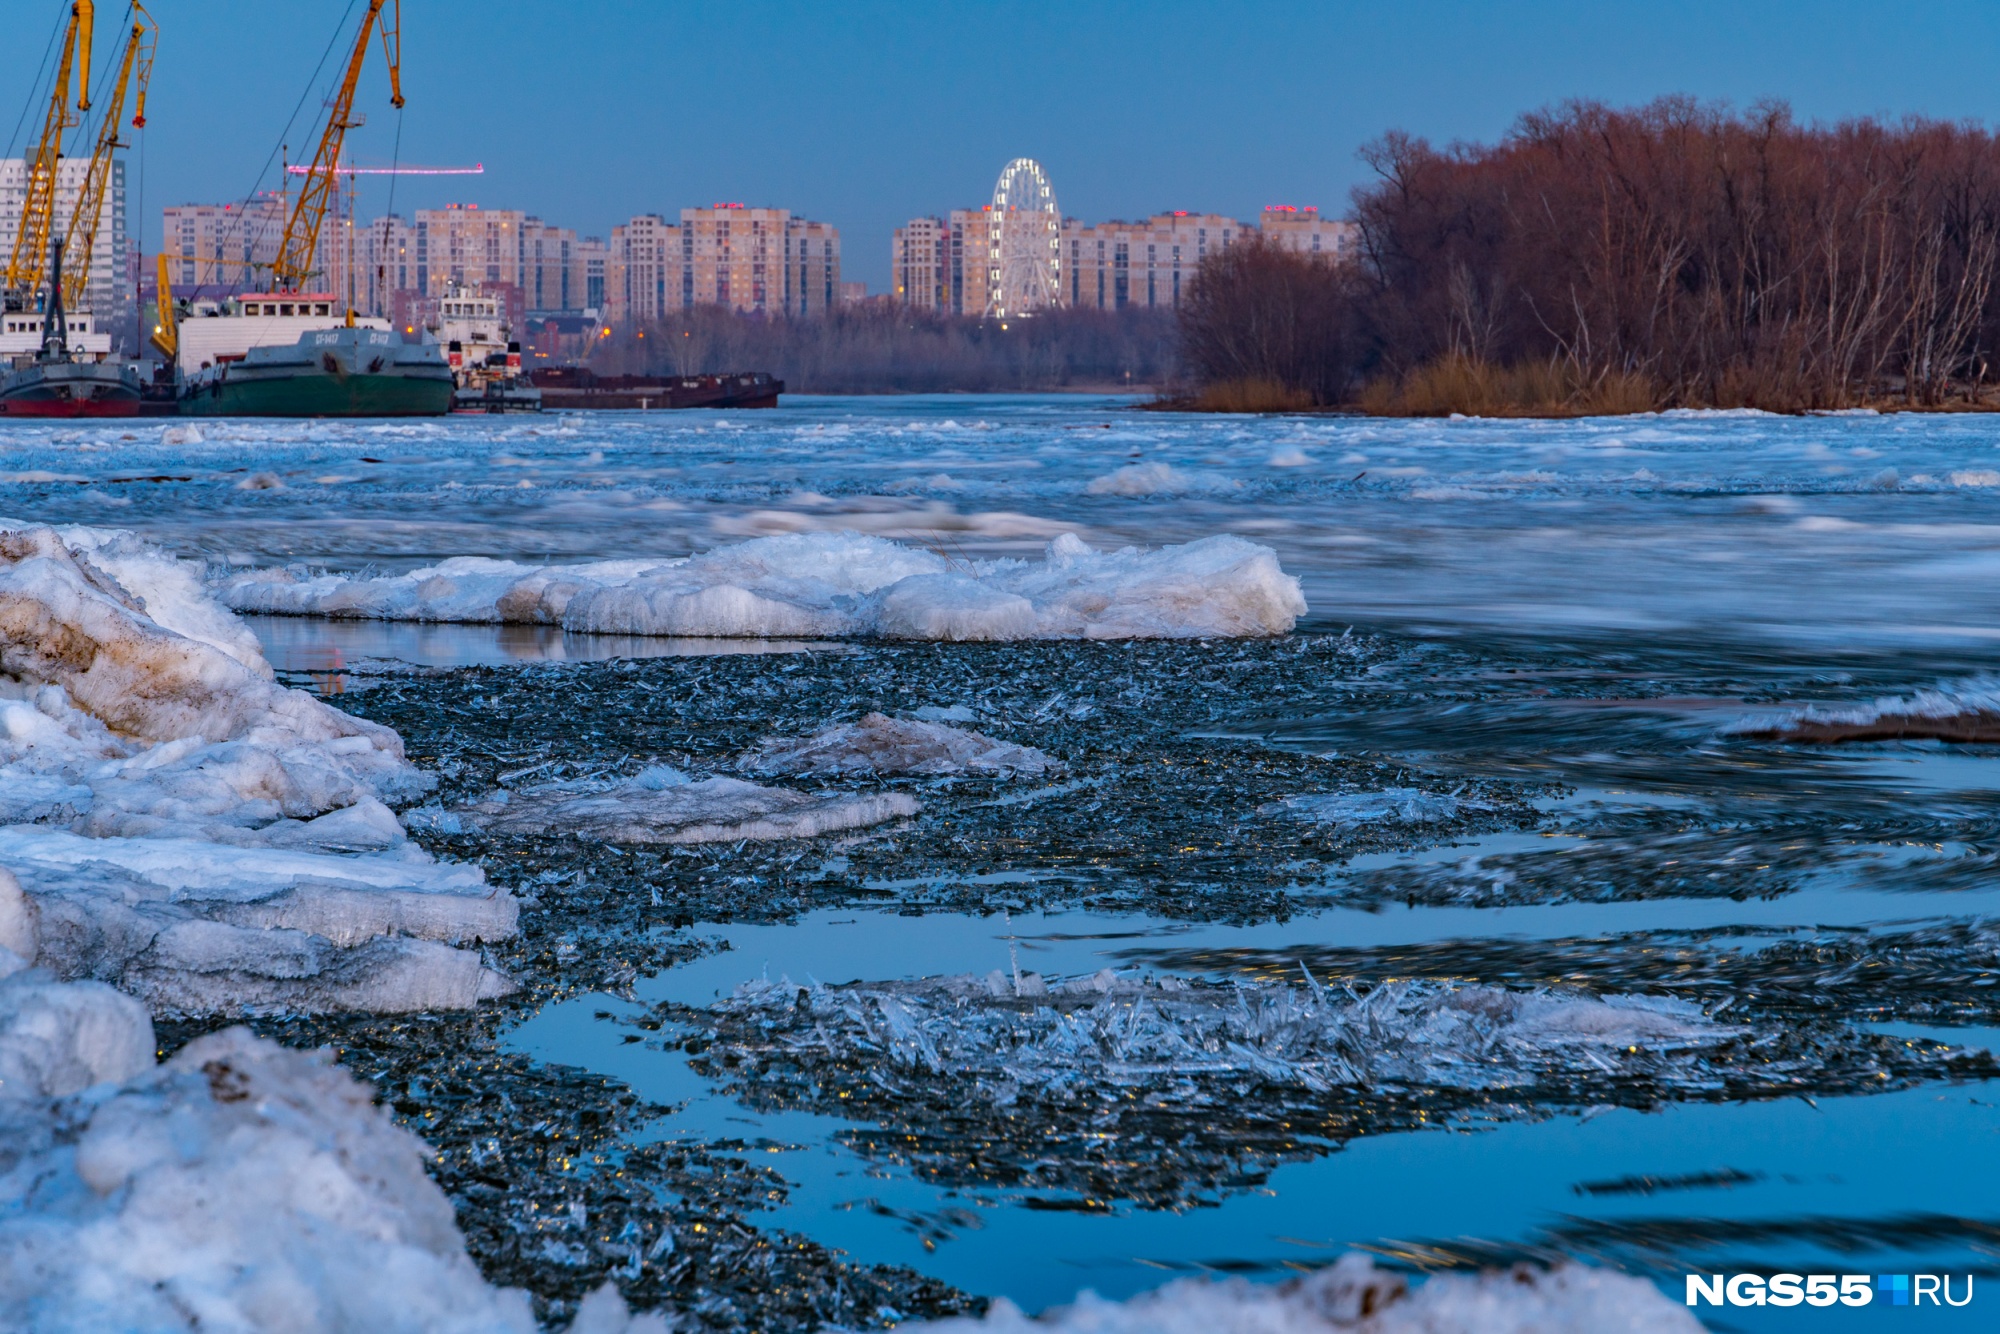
{"left": 0, "top": 360, "right": 143, "bottom": 418}
{"left": 181, "top": 328, "right": 453, "bottom": 418}
{"left": 530, "top": 370, "right": 783, "bottom": 410}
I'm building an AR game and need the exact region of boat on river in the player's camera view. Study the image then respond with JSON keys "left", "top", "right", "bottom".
{"left": 0, "top": 243, "right": 141, "bottom": 418}
{"left": 176, "top": 305, "right": 452, "bottom": 417}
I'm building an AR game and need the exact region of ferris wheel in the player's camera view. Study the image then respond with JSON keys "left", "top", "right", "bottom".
{"left": 988, "top": 157, "right": 1061, "bottom": 318}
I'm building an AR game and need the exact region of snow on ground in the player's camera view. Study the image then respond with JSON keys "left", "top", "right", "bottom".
{"left": 907, "top": 1252, "right": 1699, "bottom": 1333}
{"left": 0, "top": 525, "right": 515, "bottom": 1014}
{"left": 219, "top": 531, "right": 1306, "bottom": 640}
{"left": 0, "top": 974, "right": 667, "bottom": 1333}
{"left": 739, "top": 712, "right": 1057, "bottom": 778}
{"left": 709, "top": 969, "right": 1741, "bottom": 1095}
{"left": 452, "top": 766, "right": 919, "bottom": 845}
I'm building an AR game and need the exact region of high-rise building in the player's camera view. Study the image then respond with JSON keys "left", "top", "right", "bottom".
{"left": 356, "top": 214, "right": 414, "bottom": 320}
{"left": 608, "top": 214, "right": 677, "bottom": 325}
{"left": 159, "top": 195, "right": 283, "bottom": 299}
{"left": 0, "top": 159, "right": 131, "bottom": 336}
{"left": 891, "top": 216, "right": 947, "bottom": 310}
{"left": 678, "top": 206, "right": 841, "bottom": 317}
{"left": 412, "top": 204, "right": 527, "bottom": 298}
{"left": 1257, "top": 206, "right": 1359, "bottom": 260}
{"left": 946, "top": 208, "right": 993, "bottom": 317}
{"left": 1062, "top": 212, "right": 1242, "bottom": 311}
{"left": 522, "top": 218, "right": 582, "bottom": 318}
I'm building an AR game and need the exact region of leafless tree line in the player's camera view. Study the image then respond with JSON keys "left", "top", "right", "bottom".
{"left": 1181, "top": 99, "right": 2000, "bottom": 410}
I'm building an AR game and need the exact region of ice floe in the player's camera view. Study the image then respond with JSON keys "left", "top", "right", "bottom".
{"left": 705, "top": 970, "right": 1741, "bottom": 1096}
{"left": 1264, "top": 788, "right": 1484, "bottom": 827}
{"left": 0, "top": 975, "right": 666, "bottom": 1333}
{"left": 462, "top": 769, "right": 919, "bottom": 844}
{"left": 909, "top": 1252, "right": 1698, "bottom": 1333}
{"left": 739, "top": 712, "right": 1056, "bottom": 778}
{"left": 0, "top": 524, "right": 515, "bottom": 1014}
{"left": 220, "top": 530, "right": 1306, "bottom": 640}
{"left": 1729, "top": 675, "right": 2000, "bottom": 744}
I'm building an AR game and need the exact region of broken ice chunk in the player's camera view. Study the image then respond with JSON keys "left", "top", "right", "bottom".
{"left": 0, "top": 990, "right": 677, "bottom": 1331}
{"left": 469, "top": 774, "right": 918, "bottom": 845}
{"left": 1265, "top": 787, "right": 1480, "bottom": 827}
{"left": 907, "top": 1250, "right": 1701, "bottom": 1333}
{"left": 739, "top": 712, "right": 1057, "bottom": 778}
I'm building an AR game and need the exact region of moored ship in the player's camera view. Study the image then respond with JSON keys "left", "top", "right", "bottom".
{"left": 529, "top": 367, "right": 783, "bottom": 410}
{"left": 177, "top": 314, "right": 453, "bottom": 417}
{"left": 436, "top": 283, "right": 540, "bottom": 413}
{"left": 0, "top": 244, "right": 141, "bottom": 418}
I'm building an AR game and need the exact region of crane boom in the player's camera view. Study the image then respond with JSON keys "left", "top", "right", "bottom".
{"left": 62, "top": 4, "right": 154, "bottom": 308}
{"left": 150, "top": 250, "right": 175, "bottom": 358}
{"left": 271, "top": 0, "right": 402, "bottom": 292}
{"left": 6, "top": 2, "right": 92, "bottom": 297}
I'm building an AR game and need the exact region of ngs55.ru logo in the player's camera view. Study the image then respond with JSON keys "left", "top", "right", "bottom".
{"left": 1688, "top": 1273, "right": 1975, "bottom": 1308}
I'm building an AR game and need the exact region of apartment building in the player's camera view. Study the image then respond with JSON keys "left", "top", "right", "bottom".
{"left": 1258, "top": 205, "right": 1359, "bottom": 260}
{"left": 608, "top": 214, "right": 677, "bottom": 325}
{"left": 1061, "top": 212, "right": 1240, "bottom": 311}
{"left": 678, "top": 206, "right": 841, "bottom": 318}
{"left": 891, "top": 216, "right": 947, "bottom": 309}
{"left": 159, "top": 193, "right": 279, "bottom": 297}
{"left": 412, "top": 204, "right": 527, "bottom": 298}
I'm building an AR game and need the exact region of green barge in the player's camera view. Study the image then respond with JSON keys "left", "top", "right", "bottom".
{"left": 179, "top": 325, "right": 452, "bottom": 417}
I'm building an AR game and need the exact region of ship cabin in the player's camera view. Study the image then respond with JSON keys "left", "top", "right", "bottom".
{"left": 235, "top": 294, "right": 341, "bottom": 319}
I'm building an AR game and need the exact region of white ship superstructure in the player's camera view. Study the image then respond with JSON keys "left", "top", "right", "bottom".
{"left": 174, "top": 293, "right": 392, "bottom": 374}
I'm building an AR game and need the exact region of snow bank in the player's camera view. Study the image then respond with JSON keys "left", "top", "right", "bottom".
{"left": 739, "top": 712, "right": 1056, "bottom": 778}
{"left": 709, "top": 970, "right": 1740, "bottom": 1095}
{"left": 0, "top": 525, "right": 515, "bottom": 1015}
{"left": 909, "top": 1253, "right": 1697, "bottom": 1334}
{"left": 1730, "top": 676, "right": 2000, "bottom": 744}
{"left": 464, "top": 769, "right": 918, "bottom": 845}
{"left": 220, "top": 530, "right": 1307, "bottom": 640}
{"left": 1264, "top": 788, "right": 1485, "bottom": 828}
{"left": 0, "top": 976, "right": 667, "bottom": 1333}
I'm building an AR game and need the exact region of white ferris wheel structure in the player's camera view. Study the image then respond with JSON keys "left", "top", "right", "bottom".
{"left": 987, "top": 158, "right": 1061, "bottom": 319}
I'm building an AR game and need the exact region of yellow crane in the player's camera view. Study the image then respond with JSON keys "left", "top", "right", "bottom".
{"left": 272, "top": 0, "right": 401, "bottom": 294}
{"left": 6, "top": 1, "right": 94, "bottom": 298}
{"left": 62, "top": 3, "right": 154, "bottom": 309}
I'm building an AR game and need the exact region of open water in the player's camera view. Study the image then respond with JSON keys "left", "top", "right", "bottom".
{"left": 11, "top": 396, "right": 2000, "bottom": 1328}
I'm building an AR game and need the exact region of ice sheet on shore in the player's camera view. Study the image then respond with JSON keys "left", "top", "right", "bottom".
{"left": 708, "top": 969, "right": 1740, "bottom": 1096}
{"left": 0, "top": 525, "right": 514, "bottom": 1014}
{"left": 739, "top": 712, "right": 1057, "bottom": 778}
{"left": 1730, "top": 675, "right": 2000, "bottom": 743}
{"left": 0, "top": 829, "right": 515, "bottom": 1015}
{"left": 0, "top": 976, "right": 667, "bottom": 1333}
{"left": 219, "top": 531, "right": 1307, "bottom": 640}
{"left": 463, "top": 769, "right": 919, "bottom": 845}
{"left": 908, "top": 1253, "right": 1697, "bottom": 1334}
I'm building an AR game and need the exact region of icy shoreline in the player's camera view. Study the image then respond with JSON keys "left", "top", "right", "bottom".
{"left": 0, "top": 524, "right": 515, "bottom": 1014}
{"left": 218, "top": 531, "right": 1307, "bottom": 641}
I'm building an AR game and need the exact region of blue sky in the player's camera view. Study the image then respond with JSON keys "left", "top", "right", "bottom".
{"left": 15, "top": 0, "right": 2000, "bottom": 289}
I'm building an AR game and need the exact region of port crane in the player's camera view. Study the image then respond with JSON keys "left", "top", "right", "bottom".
{"left": 62, "top": 3, "right": 155, "bottom": 309}
{"left": 6, "top": 1, "right": 93, "bottom": 302}
{"left": 271, "top": 0, "right": 401, "bottom": 293}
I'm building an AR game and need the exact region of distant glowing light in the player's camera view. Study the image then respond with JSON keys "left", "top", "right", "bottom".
{"left": 285, "top": 163, "right": 486, "bottom": 176}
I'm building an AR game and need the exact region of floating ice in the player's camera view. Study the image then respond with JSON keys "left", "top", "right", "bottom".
{"left": 220, "top": 531, "right": 1307, "bottom": 640}
{"left": 1265, "top": 788, "right": 1482, "bottom": 827}
{"left": 0, "top": 978, "right": 668, "bottom": 1333}
{"left": 707, "top": 970, "right": 1740, "bottom": 1096}
{"left": 466, "top": 773, "right": 919, "bottom": 845}
{"left": 1730, "top": 675, "right": 2000, "bottom": 744}
{"left": 909, "top": 1252, "right": 1698, "bottom": 1333}
{"left": 739, "top": 712, "right": 1056, "bottom": 778}
{"left": 0, "top": 525, "right": 514, "bottom": 1014}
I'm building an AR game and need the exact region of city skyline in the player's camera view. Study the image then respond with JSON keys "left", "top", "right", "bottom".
{"left": 34, "top": 0, "right": 2000, "bottom": 291}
